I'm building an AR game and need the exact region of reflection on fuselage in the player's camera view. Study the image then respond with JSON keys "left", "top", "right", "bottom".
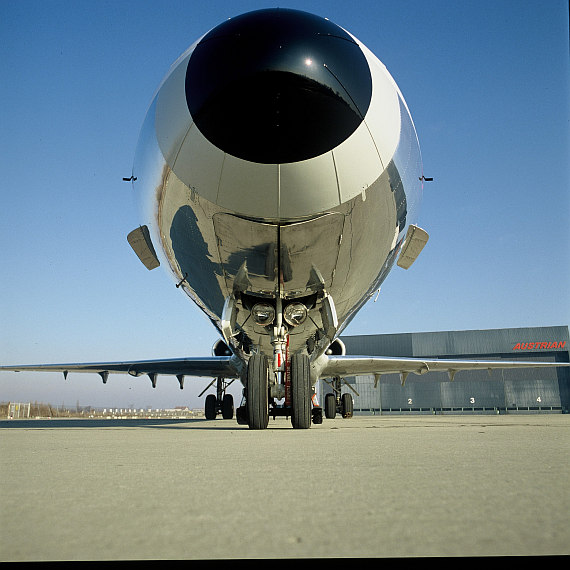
{"left": 132, "top": 8, "right": 424, "bottom": 361}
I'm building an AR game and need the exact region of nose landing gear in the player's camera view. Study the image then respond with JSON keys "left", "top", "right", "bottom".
{"left": 238, "top": 348, "right": 319, "bottom": 430}
{"left": 246, "top": 354, "right": 270, "bottom": 429}
{"left": 290, "top": 353, "right": 312, "bottom": 429}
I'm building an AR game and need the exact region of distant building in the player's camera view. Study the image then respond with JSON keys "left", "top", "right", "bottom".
{"left": 321, "top": 326, "right": 569, "bottom": 414}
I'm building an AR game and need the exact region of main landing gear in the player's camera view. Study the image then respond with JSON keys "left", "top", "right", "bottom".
{"left": 204, "top": 369, "right": 353, "bottom": 426}
{"left": 201, "top": 377, "right": 235, "bottom": 420}
{"left": 323, "top": 376, "right": 356, "bottom": 419}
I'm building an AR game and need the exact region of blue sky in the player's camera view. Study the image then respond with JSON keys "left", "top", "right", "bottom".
{"left": 1, "top": 0, "right": 568, "bottom": 409}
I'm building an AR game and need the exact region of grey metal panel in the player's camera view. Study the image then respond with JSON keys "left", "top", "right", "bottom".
{"left": 338, "top": 326, "right": 569, "bottom": 413}
{"left": 504, "top": 379, "right": 561, "bottom": 408}
{"left": 374, "top": 381, "right": 440, "bottom": 409}
{"left": 440, "top": 380, "right": 505, "bottom": 409}
{"left": 342, "top": 326, "right": 569, "bottom": 358}
{"left": 502, "top": 364, "right": 560, "bottom": 382}
{"left": 127, "top": 225, "right": 160, "bottom": 270}
{"left": 401, "top": 381, "right": 442, "bottom": 408}
{"left": 348, "top": 377, "right": 379, "bottom": 409}
{"left": 341, "top": 333, "right": 413, "bottom": 357}
{"left": 412, "top": 330, "right": 465, "bottom": 357}
{"left": 377, "top": 384, "right": 414, "bottom": 409}
{"left": 412, "top": 327, "right": 567, "bottom": 357}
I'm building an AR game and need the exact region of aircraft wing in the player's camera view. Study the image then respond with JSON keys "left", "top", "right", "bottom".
{"left": 0, "top": 356, "right": 243, "bottom": 383}
{"left": 319, "top": 355, "right": 569, "bottom": 384}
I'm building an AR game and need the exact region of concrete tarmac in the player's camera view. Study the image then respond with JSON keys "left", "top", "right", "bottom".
{"left": 1, "top": 414, "right": 568, "bottom": 560}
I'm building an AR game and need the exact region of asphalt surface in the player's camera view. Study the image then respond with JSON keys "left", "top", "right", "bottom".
{"left": 1, "top": 414, "right": 568, "bottom": 560}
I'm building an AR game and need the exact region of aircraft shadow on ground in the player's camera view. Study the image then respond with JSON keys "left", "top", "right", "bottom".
{"left": 0, "top": 418, "right": 252, "bottom": 430}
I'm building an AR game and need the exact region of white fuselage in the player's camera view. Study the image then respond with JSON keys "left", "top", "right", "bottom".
{"left": 131, "top": 8, "right": 424, "bottom": 373}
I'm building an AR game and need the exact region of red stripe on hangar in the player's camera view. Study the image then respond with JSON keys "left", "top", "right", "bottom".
{"left": 513, "top": 341, "right": 567, "bottom": 350}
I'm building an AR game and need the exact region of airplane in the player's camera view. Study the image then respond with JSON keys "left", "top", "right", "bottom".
{"left": 2, "top": 8, "right": 568, "bottom": 429}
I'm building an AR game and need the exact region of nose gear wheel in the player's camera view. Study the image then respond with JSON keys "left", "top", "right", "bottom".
{"left": 247, "top": 354, "right": 270, "bottom": 429}
{"left": 291, "top": 353, "right": 312, "bottom": 429}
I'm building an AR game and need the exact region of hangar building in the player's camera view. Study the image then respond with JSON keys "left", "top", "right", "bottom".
{"left": 323, "top": 326, "right": 569, "bottom": 414}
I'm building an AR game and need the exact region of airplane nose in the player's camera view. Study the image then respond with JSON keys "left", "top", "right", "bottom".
{"left": 185, "top": 8, "right": 372, "bottom": 164}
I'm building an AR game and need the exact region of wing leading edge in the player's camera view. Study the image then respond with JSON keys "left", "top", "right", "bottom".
{"left": 319, "top": 355, "right": 570, "bottom": 385}
{"left": 2, "top": 354, "right": 568, "bottom": 389}
{"left": 0, "top": 356, "right": 244, "bottom": 386}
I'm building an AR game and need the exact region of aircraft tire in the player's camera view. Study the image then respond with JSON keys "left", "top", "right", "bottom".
{"left": 291, "top": 353, "right": 311, "bottom": 429}
{"left": 205, "top": 394, "right": 217, "bottom": 420}
{"left": 341, "top": 392, "right": 353, "bottom": 418}
{"left": 324, "top": 393, "right": 336, "bottom": 419}
{"left": 222, "top": 393, "right": 234, "bottom": 419}
{"left": 247, "top": 354, "right": 269, "bottom": 429}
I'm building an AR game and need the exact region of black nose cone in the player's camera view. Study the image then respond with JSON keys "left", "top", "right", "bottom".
{"left": 185, "top": 8, "right": 372, "bottom": 164}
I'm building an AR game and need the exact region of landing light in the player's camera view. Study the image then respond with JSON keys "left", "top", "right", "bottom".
{"left": 284, "top": 302, "right": 308, "bottom": 327}
{"left": 251, "top": 303, "right": 276, "bottom": 326}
